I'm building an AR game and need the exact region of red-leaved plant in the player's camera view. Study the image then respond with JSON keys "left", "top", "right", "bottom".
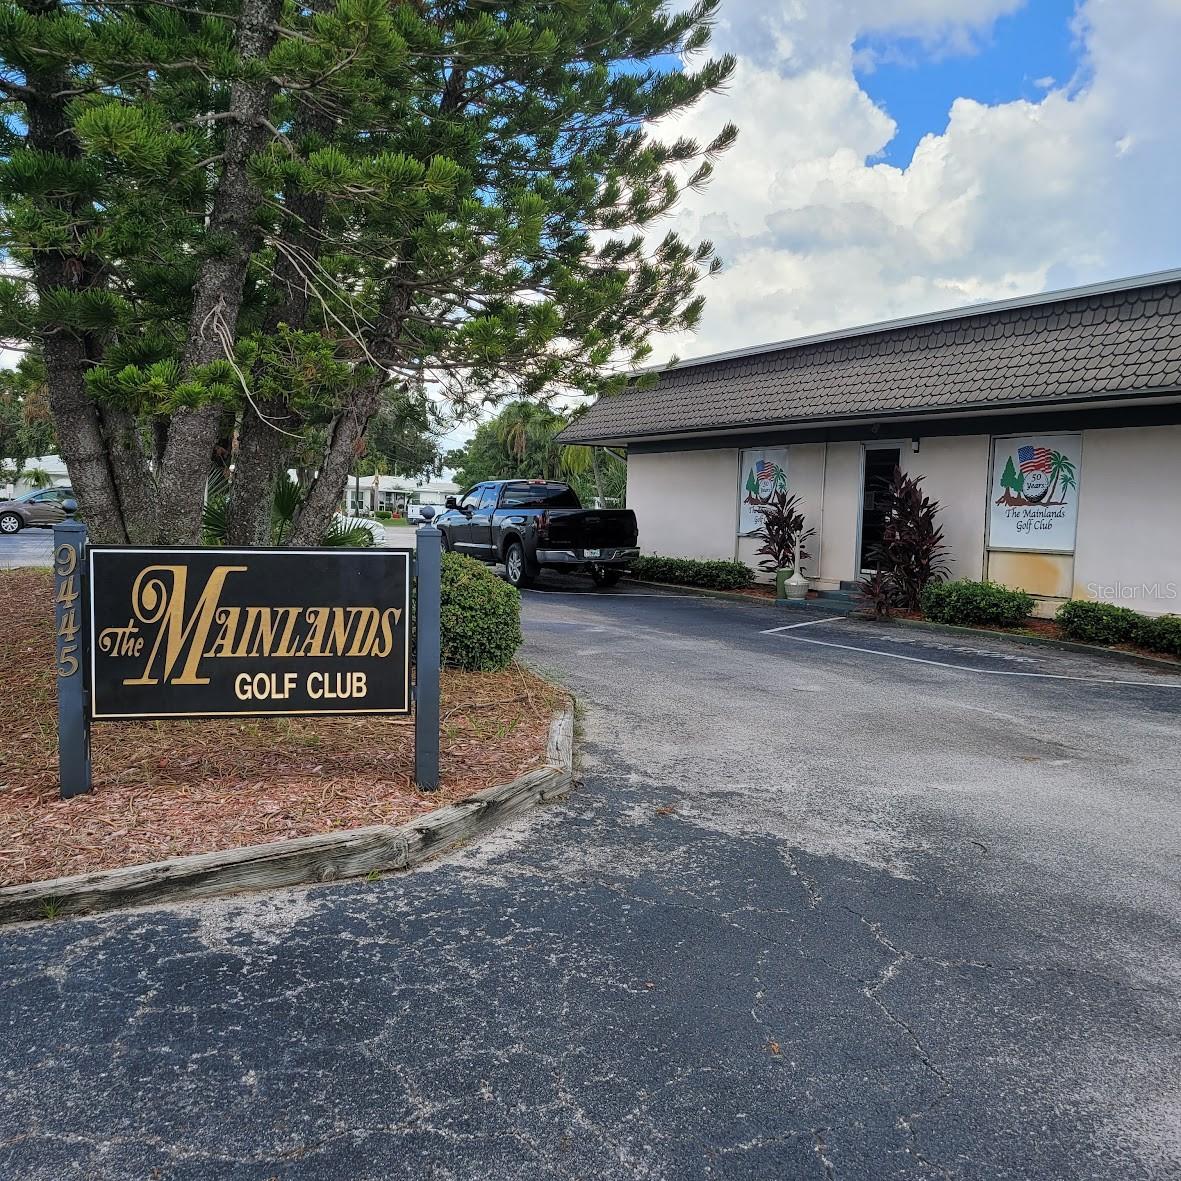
{"left": 753, "top": 491, "right": 815, "bottom": 574}
{"left": 859, "top": 466, "right": 949, "bottom": 612}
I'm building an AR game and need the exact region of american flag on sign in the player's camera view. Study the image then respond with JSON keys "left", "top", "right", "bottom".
{"left": 1017, "top": 445, "right": 1052, "bottom": 474}
{"left": 756, "top": 460, "right": 778, "bottom": 481}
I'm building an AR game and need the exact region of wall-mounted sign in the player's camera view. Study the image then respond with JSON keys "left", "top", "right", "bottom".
{"left": 88, "top": 547, "right": 411, "bottom": 719}
{"left": 738, "top": 447, "right": 789, "bottom": 536}
{"left": 988, "top": 434, "right": 1082, "bottom": 553}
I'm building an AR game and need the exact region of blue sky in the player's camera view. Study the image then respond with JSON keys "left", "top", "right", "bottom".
{"left": 647, "top": 0, "right": 1181, "bottom": 364}
{"left": 855, "top": 0, "right": 1082, "bottom": 166}
{"left": 445, "top": 0, "right": 1181, "bottom": 447}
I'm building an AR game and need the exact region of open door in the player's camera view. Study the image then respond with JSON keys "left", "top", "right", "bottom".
{"left": 859, "top": 447, "right": 900, "bottom": 571}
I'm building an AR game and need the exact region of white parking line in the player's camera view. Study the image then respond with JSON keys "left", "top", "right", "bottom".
{"left": 768, "top": 632, "right": 1181, "bottom": 688}
{"left": 761, "top": 616, "right": 844, "bottom": 633}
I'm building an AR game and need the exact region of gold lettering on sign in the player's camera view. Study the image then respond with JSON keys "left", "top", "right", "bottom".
{"left": 54, "top": 542, "right": 80, "bottom": 678}
{"left": 124, "top": 564, "right": 247, "bottom": 686}
{"left": 111, "top": 561, "right": 406, "bottom": 688}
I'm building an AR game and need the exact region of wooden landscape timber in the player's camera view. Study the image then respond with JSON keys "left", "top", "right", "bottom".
{"left": 0, "top": 702, "right": 574, "bottom": 926}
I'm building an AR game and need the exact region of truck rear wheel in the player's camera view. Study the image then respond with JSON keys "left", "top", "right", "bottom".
{"left": 504, "top": 540, "right": 536, "bottom": 588}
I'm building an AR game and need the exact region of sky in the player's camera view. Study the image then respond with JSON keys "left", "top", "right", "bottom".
{"left": 646, "top": 0, "right": 1181, "bottom": 364}
{"left": 8, "top": 0, "right": 1180, "bottom": 463}
{"left": 435, "top": 0, "right": 1181, "bottom": 456}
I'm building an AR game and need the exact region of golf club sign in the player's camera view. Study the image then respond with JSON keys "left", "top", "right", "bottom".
{"left": 52, "top": 504, "right": 442, "bottom": 799}
{"left": 89, "top": 548, "right": 411, "bottom": 718}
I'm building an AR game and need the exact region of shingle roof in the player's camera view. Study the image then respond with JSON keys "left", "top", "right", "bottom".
{"left": 560, "top": 270, "right": 1181, "bottom": 444}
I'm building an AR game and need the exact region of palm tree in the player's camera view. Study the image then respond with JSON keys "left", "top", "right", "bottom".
{"left": 495, "top": 402, "right": 564, "bottom": 477}
{"left": 18, "top": 466, "right": 52, "bottom": 489}
{"left": 560, "top": 404, "right": 615, "bottom": 504}
{"left": 560, "top": 443, "right": 603, "bottom": 504}
{"left": 360, "top": 456, "right": 390, "bottom": 513}
{"left": 1057, "top": 465, "right": 1078, "bottom": 504}
{"left": 1046, "top": 452, "right": 1077, "bottom": 504}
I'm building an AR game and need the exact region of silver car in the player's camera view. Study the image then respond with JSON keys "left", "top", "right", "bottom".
{"left": 0, "top": 486, "right": 75, "bottom": 534}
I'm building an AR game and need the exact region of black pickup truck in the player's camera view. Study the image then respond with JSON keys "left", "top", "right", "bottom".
{"left": 437, "top": 480, "right": 639, "bottom": 588}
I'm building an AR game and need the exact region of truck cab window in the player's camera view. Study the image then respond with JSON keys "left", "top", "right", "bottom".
{"left": 500, "top": 483, "right": 580, "bottom": 509}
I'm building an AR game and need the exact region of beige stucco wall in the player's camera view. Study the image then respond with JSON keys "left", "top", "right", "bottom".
{"left": 626, "top": 436, "right": 992, "bottom": 585}
{"left": 627, "top": 447, "right": 739, "bottom": 560}
{"left": 1073, "top": 425, "right": 1181, "bottom": 616}
{"left": 901, "top": 434, "right": 990, "bottom": 581}
{"left": 625, "top": 425, "right": 1180, "bottom": 615}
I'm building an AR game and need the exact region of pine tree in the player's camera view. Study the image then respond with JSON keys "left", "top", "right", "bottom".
{"left": 0, "top": 0, "right": 736, "bottom": 544}
{"left": 999, "top": 454, "right": 1024, "bottom": 503}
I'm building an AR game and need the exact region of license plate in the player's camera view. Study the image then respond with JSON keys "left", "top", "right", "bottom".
{"left": 583, "top": 548, "right": 601, "bottom": 558}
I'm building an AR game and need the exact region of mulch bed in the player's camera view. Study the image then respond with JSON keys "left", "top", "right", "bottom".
{"left": 0, "top": 569, "right": 561, "bottom": 888}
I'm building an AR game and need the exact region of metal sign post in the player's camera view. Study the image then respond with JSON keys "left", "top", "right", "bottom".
{"left": 414, "top": 507, "right": 442, "bottom": 791}
{"left": 54, "top": 501, "right": 91, "bottom": 799}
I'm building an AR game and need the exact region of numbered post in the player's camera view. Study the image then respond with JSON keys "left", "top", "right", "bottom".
{"left": 414, "top": 507, "right": 442, "bottom": 790}
{"left": 54, "top": 501, "right": 91, "bottom": 799}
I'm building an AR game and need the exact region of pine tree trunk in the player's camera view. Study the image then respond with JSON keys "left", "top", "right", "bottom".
{"left": 225, "top": 103, "right": 330, "bottom": 546}
{"left": 99, "top": 405, "right": 159, "bottom": 543}
{"left": 287, "top": 278, "right": 409, "bottom": 546}
{"left": 155, "top": 0, "right": 281, "bottom": 544}
{"left": 288, "top": 381, "right": 382, "bottom": 544}
{"left": 22, "top": 23, "right": 130, "bottom": 543}
{"left": 41, "top": 340, "right": 128, "bottom": 543}
{"left": 228, "top": 409, "right": 287, "bottom": 544}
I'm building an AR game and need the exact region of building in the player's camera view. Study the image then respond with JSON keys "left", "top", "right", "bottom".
{"left": 560, "top": 269, "right": 1181, "bottom": 616}
{"left": 2, "top": 455, "right": 458, "bottom": 522}
{"left": 1, "top": 453, "right": 71, "bottom": 499}
{"left": 342, "top": 475, "right": 460, "bottom": 516}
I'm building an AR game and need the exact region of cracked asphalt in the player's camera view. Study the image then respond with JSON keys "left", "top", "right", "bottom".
{"left": 2, "top": 584, "right": 1180, "bottom": 1180}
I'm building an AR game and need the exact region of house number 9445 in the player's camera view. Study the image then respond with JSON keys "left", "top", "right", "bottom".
{"left": 54, "top": 542, "right": 80, "bottom": 678}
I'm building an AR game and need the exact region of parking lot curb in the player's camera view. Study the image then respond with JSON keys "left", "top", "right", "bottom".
{"left": 874, "top": 616, "right": 1181, "bottom": 672}
{"left": 623, "top": 578, "right": 781, "bottom": 606}
{"left": 0, "top": 702, "right": 576, "bottom": 927}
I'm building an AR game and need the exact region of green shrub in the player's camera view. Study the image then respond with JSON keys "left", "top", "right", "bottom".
{"left": 440, "top": 552, "right": 522, "bottom": 671}
{"left": 1135, "top": 614, "right": 1181, "bottom": 656}
{"left": 629, "top": 554, "right": 755, "bottom": 590}
{"left": 921, "top": 579, "right": 1034, "bottom": 627}
{"left": 374, "top": 509, "right": 392, "bottom": 520}
{"left": 1055, "top": 601, "right": 1181, "bottom": 655}
{"left": 1054, "top": 599, "right": 1142, "bottom": 645}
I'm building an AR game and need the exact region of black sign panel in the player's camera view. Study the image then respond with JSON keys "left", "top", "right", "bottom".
{"left": 88, "top": 547, "right": 411, "bottom": 720}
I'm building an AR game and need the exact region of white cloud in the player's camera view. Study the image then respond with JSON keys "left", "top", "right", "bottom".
{"left": 652, "top": 0, "right": 1181, "bottom": 360}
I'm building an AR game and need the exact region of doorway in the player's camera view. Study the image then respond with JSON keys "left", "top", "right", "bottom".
{"left": 859, "top": 446, "right": 900, "bottom": 571}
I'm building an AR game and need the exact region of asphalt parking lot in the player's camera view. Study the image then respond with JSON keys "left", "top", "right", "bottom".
{"left": 0, "top": 527, "right": 53, "bottom": 569}
{"left": 1, "top": 583, "right": 1179, "bottom": 1179}
{"left": 0, "top": 524, "right": 415, "bottom": 569}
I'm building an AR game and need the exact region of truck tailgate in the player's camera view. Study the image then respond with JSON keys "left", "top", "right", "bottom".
{"left": 545, "top": 510, "right": 638, "bottom": 548}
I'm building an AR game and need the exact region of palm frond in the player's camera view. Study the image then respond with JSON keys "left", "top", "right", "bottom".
{"left": 322, "top": 520, "right": 375, "bottom": 547}
{"left": 271, "top": 473, "right": 304, "bottom": 543}
{"left": 201, "top": 469, "right": 231, "bottom": 545}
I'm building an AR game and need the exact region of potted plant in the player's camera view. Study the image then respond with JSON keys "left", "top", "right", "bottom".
{"left": 752, "top": 491, "right": 815, "bottom": 599}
